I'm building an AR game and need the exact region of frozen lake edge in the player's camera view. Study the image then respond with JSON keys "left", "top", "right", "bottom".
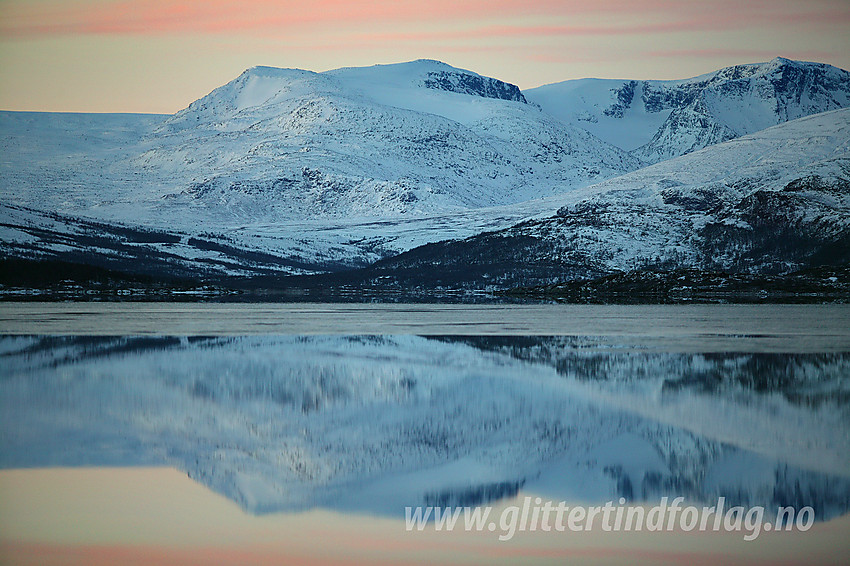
{"left": 0, "top": 302, "right": 848, "bottom": 352}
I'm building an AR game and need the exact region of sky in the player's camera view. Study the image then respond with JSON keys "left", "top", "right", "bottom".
{"left": 1, "top": 0, "right": 849, "bottom": 113}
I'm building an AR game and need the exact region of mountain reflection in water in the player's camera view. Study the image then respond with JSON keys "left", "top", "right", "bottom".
{"left": 1, "top": 334, "right": 848, "bottom": 519}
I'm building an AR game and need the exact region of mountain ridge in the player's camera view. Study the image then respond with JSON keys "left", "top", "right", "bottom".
{"left": 526, "top": 57, "right": 850, "bottom": 162}
{"left": 1, "top": 58, "right": 849, "bottom": 295}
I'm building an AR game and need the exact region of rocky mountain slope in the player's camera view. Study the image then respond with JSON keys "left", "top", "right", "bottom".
{"left": 343, "top": 109, "right": 850, "bottom": 290}
{"left": 526, "top": 57, "right": 850, "bottom": 163}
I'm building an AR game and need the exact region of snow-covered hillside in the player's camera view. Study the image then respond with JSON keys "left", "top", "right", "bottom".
{"left": 368, "top": 108, "right": 850, "bottom": 287}
{"left": 526, "top": 58, "right": 850, "bottom": 163}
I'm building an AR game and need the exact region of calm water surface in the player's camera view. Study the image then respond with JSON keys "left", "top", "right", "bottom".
{"left": 1, "top": 303, "right": 849, "bottom": 565}
{"left": 1, "top": 302, "right": 849, "bottom": 350}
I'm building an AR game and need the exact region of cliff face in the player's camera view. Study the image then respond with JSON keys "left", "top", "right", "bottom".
{"left": 527, "top": 58, "right": 850, "bottom": 162}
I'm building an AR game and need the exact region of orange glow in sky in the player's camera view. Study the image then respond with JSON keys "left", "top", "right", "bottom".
{"left": 0, "top": 0, "right": 849, "bottom": 112}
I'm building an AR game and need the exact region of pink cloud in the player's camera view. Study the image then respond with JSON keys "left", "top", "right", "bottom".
{"left": 3, "top": 0, "right": 846, "bottom": 38}
{"left": 644, "top": 48, "right": 845, "bottom": 62}
{"left": 359, "top": 21, "right": 731, "bottom": 45}
{"left": 355, "top": 3, "right": 850, "bottom": 46}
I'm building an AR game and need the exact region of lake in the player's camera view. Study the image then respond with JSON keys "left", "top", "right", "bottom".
{"left": 1, "top": 303, "right": 849, "bottom": 565}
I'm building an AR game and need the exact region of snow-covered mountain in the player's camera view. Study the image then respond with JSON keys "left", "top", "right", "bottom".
{"left": 2, "top": 335, "right": 849, "bottom": 516}
{"left": 0, "top": 60, "right": 640, "bottom": 276}
{"left": 526, "top": 57, "right": 850, "bottom": 163}
{"left": 1, "top": 59, "right": 848, "bottom": 289}
{"left": 148, "top": 60, "right": 638, "bottom": 216}
{"left": 360, "top": 108, "right": 850, "bottom": 288}
{"left": 1, "top": 60, "right": 636, "bottom": 221}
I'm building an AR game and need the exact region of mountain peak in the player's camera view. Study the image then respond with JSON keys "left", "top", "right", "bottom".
{"left": 769, "top": 56, "right": 794, "bottom": 65}
{"left": 758, "top": 56, "right": 811, "bottom": 73}
{"left": 239, "top": 65, "right": 314, "bottom": 78}
{"left": 390, "top": 58, "right": 459, "bottom": 71}
{"left": 325, "top": 60, "right": 527, "bottom": 103}
{"left": 716, "top": 57, "right": 835, "bottom": 81}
